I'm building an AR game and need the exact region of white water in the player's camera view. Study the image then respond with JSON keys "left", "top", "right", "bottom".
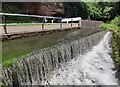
{"left": 44, "top": 31, "right": 118, "bottom": 85}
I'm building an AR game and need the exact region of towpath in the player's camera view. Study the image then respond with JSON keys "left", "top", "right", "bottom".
{"left": 0, "top": 20, "right": 103, "bottom": 36}
{"left": 0, "top": 23, "right": 79, "bottom": 35}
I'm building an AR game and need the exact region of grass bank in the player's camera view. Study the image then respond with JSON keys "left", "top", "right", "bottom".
{"left": 101, "top": 16, "right": 120, "bottom": 83}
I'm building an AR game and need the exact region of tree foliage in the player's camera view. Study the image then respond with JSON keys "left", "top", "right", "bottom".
{"left": 64, "top": 2, "right": 120, "bottom": 22}
{"left": 86, "top": 2, "right": 119, "bottom": 21}
{"left": 2, "top": 2, "right": 23, "bottom": 13}
{"left": 64, "top": 2, "right": 88, "bottom": 19}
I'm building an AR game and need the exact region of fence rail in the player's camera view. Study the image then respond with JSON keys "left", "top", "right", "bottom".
{"left": 0, "top": 13, "right": 81, "bottom": 34}
{"left": 0, "top": 13, "right": 61, "bottom": 19}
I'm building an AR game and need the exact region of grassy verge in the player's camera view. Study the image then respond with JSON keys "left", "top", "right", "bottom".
{"left": 101, "top": 16, "right": 120, "bottom": 82}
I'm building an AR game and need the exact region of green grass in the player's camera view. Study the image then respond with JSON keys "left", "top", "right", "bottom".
{"left": 100, "top": 16, "right": 120, "bottom": 63}
{"left": 101, "top": 16, "right": 120, "bottom": 33}
{"left": 111, "top": 16, "right": 120, "bottom": 26}
{"left": 2, "top": 50, "right": 28, "bottom": 67}
{"left": 101, "top": 23, "right": 120, "bottom": 32}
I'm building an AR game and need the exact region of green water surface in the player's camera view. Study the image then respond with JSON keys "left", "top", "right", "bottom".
{"left": 2, "top": 29, "right": 75, "bottom": 67}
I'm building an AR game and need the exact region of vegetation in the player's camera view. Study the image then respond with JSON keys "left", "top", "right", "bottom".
{"left": 2, "top": 2, "right": 120, "bottom": 22}
{"left": 64, "top": 2, "right": 88, "bottom": 19}
{"left": 5, "top": 16, "right": 40, "bottom": 23}
{"left": 64, "top": 2, "right": 120, "bottom": 21}
{"left": 101, "top": 16, "right": 120, "bottom": 32}
{"left": 2, "top": 2, "right": 23, "bottom": 13}
{"left": 0, "top": 82, "right": 6, "bottom": 87}
{"left": 101, "top": 16, "right": 120, "bottom": 80}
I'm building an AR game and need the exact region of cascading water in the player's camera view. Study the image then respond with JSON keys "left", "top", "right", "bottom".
{"left": 44, "top": 31, "right": 118, "bottom": 85}
{"left": 2, "top": 30, "right": 119, "bottom": 86}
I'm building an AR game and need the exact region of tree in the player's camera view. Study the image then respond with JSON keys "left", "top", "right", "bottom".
{"left": 85, "top": 2, "right": 120, "bottom": 21}
{"left": 2, "top": 2, "right": 23, "bottom": 13}
{"left": 64, "top": 2, "right": 88, "bottom": 19}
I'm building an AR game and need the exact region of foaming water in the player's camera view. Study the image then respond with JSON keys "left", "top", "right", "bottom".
{"left": 44, "top": 32, "right": 118, "bottom": 85}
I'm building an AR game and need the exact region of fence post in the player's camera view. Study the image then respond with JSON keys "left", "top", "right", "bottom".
{"left": 71, "top": 19, "right": 73, "bottom": 28}
{"left": 42, "top": 18, "right": 45, "bottom": 30}
{"left": 78, "top": 17, "right": 81, "bottom": 28}
{"left": 2, "top": 15, "right": 7, "bottom": 34}
{"left": 60, "top": 17, "right": 62, "bottom": 29}
{"left": 51, "top": 18, "right": 54, "bottom": 23}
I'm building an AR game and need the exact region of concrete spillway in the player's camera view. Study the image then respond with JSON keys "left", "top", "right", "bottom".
{"left": 44, "top": 31, "right": 118, "bottom": 85}
{"left": 2, "top": 30, "right": 119, "bottom": 86}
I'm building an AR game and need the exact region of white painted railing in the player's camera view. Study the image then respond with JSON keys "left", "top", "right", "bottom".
{"left": 0, "top": 13, "right": 61, "bottom": 19}
{"left": 0, "top": 13, "right": 81, "bottom": 34}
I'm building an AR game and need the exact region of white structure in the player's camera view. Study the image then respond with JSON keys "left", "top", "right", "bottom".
{"left": 51, "top": 20, "right": 54, "bottom": 23}
{"left": 61, "top": 17, "right": 81, "bottom": 24}
{"left": 0, "top": 13, "right": 60, "bottom": 19}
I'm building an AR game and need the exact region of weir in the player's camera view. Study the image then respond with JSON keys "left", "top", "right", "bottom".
{"left": 2, "top": 30, "right": 117, "bottom": 85}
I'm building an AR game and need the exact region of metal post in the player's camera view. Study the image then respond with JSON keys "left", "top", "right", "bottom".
{"left": 2, "top": 15, "right": 7, "bottom": 34}
{"left": 71, "top": 19, "right": 73, "bottom": 28}
{"left": 42, "top": 18, "right": 44, "bottom": 30}
{"left": 79, "top": 18, "right": 81, "bottom": 27}
{"left": 78, "top": 23, "right": 80, "bottom": 27}
{"left": 60, "top": 23, "right": 62, "bottom": 29}
{"left": 60, "top": 18, "right": 62, "bottom": 29}
{"left": 78, "top": 20, "right": 80, "bottom": 27}
{"left": 51, "top": 19, "right": 54, "bottom": 24}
